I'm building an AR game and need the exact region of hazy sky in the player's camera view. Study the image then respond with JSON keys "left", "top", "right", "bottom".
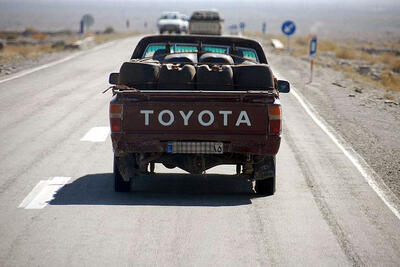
{"left": 1, "top": 0, "right": 399, "bottom": 4}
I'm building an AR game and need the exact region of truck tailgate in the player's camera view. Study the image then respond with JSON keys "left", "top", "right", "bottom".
{"left": 111, "top": 91, "right": 279, "bottom": 154}
{"left": 125, "top": 101, "right": 267, "bottom": 135}
{"left": 121, "top": 91, "right": 272, "bottom": 137}
{"left": 189, "top": 21, "right": 221, "bottom": 35}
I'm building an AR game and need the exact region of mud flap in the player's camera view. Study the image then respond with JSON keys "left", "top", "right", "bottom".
{"left": 253, "top": 156, "right": 276, "bottom": 180}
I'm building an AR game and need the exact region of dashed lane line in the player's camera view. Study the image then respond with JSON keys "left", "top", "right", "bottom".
{"left": 80, "top": 127, "right": 110, "bottom": 142}
{"left": 18, "top": 177, "right": 71, "bottom": 209}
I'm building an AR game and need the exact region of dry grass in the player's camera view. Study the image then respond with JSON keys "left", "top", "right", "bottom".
{"left": 336, "top": 64, "right": 400, "bottom": 91}
{"left": 3, "top": 44, "right": 54, "bottom": 57}
{"left": 380, "top": 53, "right": 400, "bottom": 73}
{"left": 383, "top": 93, "right": 395, "bottom": 100}
{"left": 381, "top": 71, "right": 400, "bottom": 90}
{"left": 341, "top": 67, "right": 379, "bottom": 87}
{"left": 93, "top": 32, "right": 137, "bottom": 44}
{"left": 335, "top": 48, "right": 356, "bottom": 60}
{"left": 250, "top": 31, "right": 400, "bottom": 91}
{"left": 292, "top": 37, "right": 400, "bottom": 91}
{"left": 0, "top": 44, "right": 59, "bottom": 66}
{"left": 318, "top": 40, "right": 338, "bottom": 52}
{"left": 0, "top": 31, "right": 137, "bottom": 66}
{"left": 295, "top": 37, "right": 307, "bottom": 46}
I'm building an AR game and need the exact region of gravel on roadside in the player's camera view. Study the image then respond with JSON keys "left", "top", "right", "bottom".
{"left": 0, "top": 50, "right": 76, "bottom": 78}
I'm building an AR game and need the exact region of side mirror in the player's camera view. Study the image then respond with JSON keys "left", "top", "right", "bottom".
{"left": 109, "top": 73, "right": 119, "bottom": 85}
{"left": 277, "top": 80, "right": 290, "bottom": 93}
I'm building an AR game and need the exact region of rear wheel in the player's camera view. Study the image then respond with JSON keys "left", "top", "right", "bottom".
{"left": 114, "top": 157, "right": 130, "bottom": 192}
{"left": 255, "top": 178, "right": 275, "bottom": 196}
{"left": 150, "top": 162, "right": 155, "bottom": 173}
{"left": 254, "top": 156, "right": 276, "bottom": 196}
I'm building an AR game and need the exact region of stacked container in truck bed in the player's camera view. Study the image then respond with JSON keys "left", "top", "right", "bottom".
{"left": 116, "top": 60, "right": 275, "bottom": 91}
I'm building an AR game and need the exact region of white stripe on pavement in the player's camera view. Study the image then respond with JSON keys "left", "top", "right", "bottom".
{"left": 80, "top": 127, "right": 110, "bottom": 142}
{"left": 18, "top": 177, "right": 71, "bottom": 209}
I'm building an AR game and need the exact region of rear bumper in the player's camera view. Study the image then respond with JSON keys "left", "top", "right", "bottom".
{"left": 159, "top": 25, "right": 181, "bottom": 32}
{"left": 111, "top": 133, "right": 281, "bottom": 156}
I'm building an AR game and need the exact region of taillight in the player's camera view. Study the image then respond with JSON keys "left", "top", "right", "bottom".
{"left": 268, "top": 104, "right": 281, "bottom": 135}
{"left": 110, "top": 104, "right": 123, "bottom": 133}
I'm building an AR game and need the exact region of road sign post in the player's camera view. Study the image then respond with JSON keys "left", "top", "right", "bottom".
{"left": 239, "top": 22, "right": 245, "bottom": 34}
{"left": 281, "top": 21, "right": 296, "bottom": 54}
{"left": 309, "top": 36, "right": 317, "bottom": 83}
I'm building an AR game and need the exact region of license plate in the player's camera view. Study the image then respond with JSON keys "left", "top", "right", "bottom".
{"left": 167, "top": 141, "right": 223, "bottom": 154}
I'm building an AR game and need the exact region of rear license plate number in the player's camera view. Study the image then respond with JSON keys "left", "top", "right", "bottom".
{"left": 167, "top": 141, "right": 223, "bottom": 154}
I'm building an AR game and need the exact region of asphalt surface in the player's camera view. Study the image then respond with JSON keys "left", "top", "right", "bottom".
{"left": 0, "top": 36, "right": 400, "bottom": 266}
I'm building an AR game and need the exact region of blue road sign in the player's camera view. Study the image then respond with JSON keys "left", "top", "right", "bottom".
{"left": 239, "top": 22, "right": 245, "bottom": 31}
{"left": 281, "top": 21, "right": 296, "bottom": 36}
{"left": 310, "top": 36, "right": 317, "bottom": 56}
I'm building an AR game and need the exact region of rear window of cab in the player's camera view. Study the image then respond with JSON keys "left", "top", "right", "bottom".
{"left": 143, "top": 43, "right": 259, "bottom": 62}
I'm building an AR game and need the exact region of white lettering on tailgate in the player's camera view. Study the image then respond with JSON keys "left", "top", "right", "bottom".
{"left": 198, "top": 110, "right": 214, "bottom": 127}
{"left": 235, "top": 111, "right": 251, "bottom": 126}
{"left": 179, "top": 110, "right": 193, "bottom": 126}
{"left": 158, "top": 110, "right": 174, "bottom": 126}
{"left": 219, "top": 111, "right": 232, "bottom": 126}
{"left": 139, "top": 110, "right": 252, "bottom": 127}
{"left": 140, "top": 110, "right": 154, "bottom": 126}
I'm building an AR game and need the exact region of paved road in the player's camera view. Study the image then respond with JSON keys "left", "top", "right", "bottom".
{"left": 0, "top": 36, "right": 399, "bottom": 266}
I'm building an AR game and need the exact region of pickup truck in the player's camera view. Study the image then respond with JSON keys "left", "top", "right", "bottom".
{"left": 108, "top": 35, "right": 290, "bottom": 195}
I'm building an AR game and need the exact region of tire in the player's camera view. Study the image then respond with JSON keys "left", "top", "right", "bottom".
{"left": 159, "top": 30, "right": 164, "bottom": 34}
{"left": 254, "top": 156, "right": 276, "bottom": 196}
{"left": 255, "top": 178, "right": 275, "bottom": 196}
{"left": 114, "top": 157, "right": 130, "bottom": 192}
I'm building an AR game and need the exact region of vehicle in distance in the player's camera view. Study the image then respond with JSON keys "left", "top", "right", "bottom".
{"left": 157, "top": 12, "right": 188, "bottom": 34}
{"left": 108, "top": 35, "right": 290, "bottom": 195}
{"left": 189, "top": 10, "right": 223, "bottom": 35}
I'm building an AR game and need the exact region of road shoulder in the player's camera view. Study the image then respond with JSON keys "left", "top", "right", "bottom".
{"left": 267, "top": 49, "right": 400, "bottom": 199}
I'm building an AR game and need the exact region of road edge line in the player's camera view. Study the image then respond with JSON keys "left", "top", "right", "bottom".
{"left": 278, "top": 74, "right": 400, "bottom": 221}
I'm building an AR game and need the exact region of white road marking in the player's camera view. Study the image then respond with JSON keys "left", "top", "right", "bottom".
{"left": 275, "top": 70, "right": 400, "bottom": 220}
{"left": 80, "top": 127, "right": 110, "bottom": 142}
{"left": 18, "top": 177, "right": 71, "bottom": 209}
{"left": 0, "top": 41, "right": 116, "bottom": 85}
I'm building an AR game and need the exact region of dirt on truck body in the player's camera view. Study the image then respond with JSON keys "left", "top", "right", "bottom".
{"left": 108, "top": 34, "right": 290, "bottom": 195}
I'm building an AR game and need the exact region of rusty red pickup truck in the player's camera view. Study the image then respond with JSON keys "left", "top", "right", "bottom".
{"left": 108, "top": 35, "right": 290, "bottom": 195}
